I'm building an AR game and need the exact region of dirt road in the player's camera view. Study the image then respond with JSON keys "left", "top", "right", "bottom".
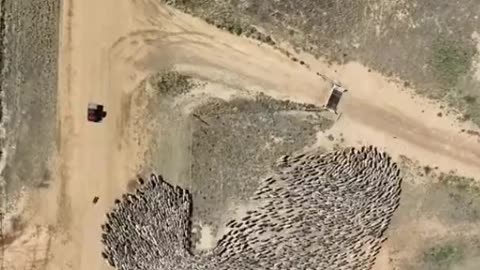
{"left": 5, "top": 0, "right": 480, "bottom": 269}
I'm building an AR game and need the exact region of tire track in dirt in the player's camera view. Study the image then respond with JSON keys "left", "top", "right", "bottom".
{"left": 112, "top": 29, "right": 328, "bottom": 103}
{"left": 56, "top": 0, "right": 74, "bottom": 233}
{"left": 345, "top": 99, "right": 480, "bottom": 168}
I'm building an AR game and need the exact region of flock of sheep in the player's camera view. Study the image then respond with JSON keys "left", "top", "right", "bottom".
{"left": 101, "top": 146, "right": 402, "bottom": 270}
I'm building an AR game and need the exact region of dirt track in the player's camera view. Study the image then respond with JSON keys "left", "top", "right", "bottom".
{"left": 5, "top": 0, "right": 480, "bottom": 269}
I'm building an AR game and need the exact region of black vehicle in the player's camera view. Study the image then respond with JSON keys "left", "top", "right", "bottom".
{"left": 324, "top": 83, "right": 347, "bottom": 114}
{"left": 88, "top": 103, "right": 107, "bottom": 122}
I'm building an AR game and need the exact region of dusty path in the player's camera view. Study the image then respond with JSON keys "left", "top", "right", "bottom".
{"left": 5, "top": 0, "right": 480, "bottom": 269}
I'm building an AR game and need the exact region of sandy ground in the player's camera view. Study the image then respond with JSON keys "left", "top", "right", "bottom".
{"left": 4, "top": 0, "right": 480, "bottom": 269}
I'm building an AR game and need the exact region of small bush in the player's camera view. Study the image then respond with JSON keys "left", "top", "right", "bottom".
{"left": 439, "top": 173, "right": 480, "bottom": 193}
{"left": 152, "top": 71, "right": 193, "bottom": 97}
{"left": 463, "top": 95, "right": 476, "bottom": 104}
{"left": 430, "top": 38, "right": 475, "bottom": 87}
{"left": 423, "top": 243, "right": 464, "bottom": 269}
{"left": 423, "top": 166, "right": 432, "bottom": 175}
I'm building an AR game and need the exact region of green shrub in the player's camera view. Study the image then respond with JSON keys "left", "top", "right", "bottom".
{"left": 430, "top": 38, "right": 475, "bottom": 87}
{"left": 152, "top": 71, "right": 193, "bottom": 97}
{"left": 423, "top": 243, "right": 464, "bottom": 269}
